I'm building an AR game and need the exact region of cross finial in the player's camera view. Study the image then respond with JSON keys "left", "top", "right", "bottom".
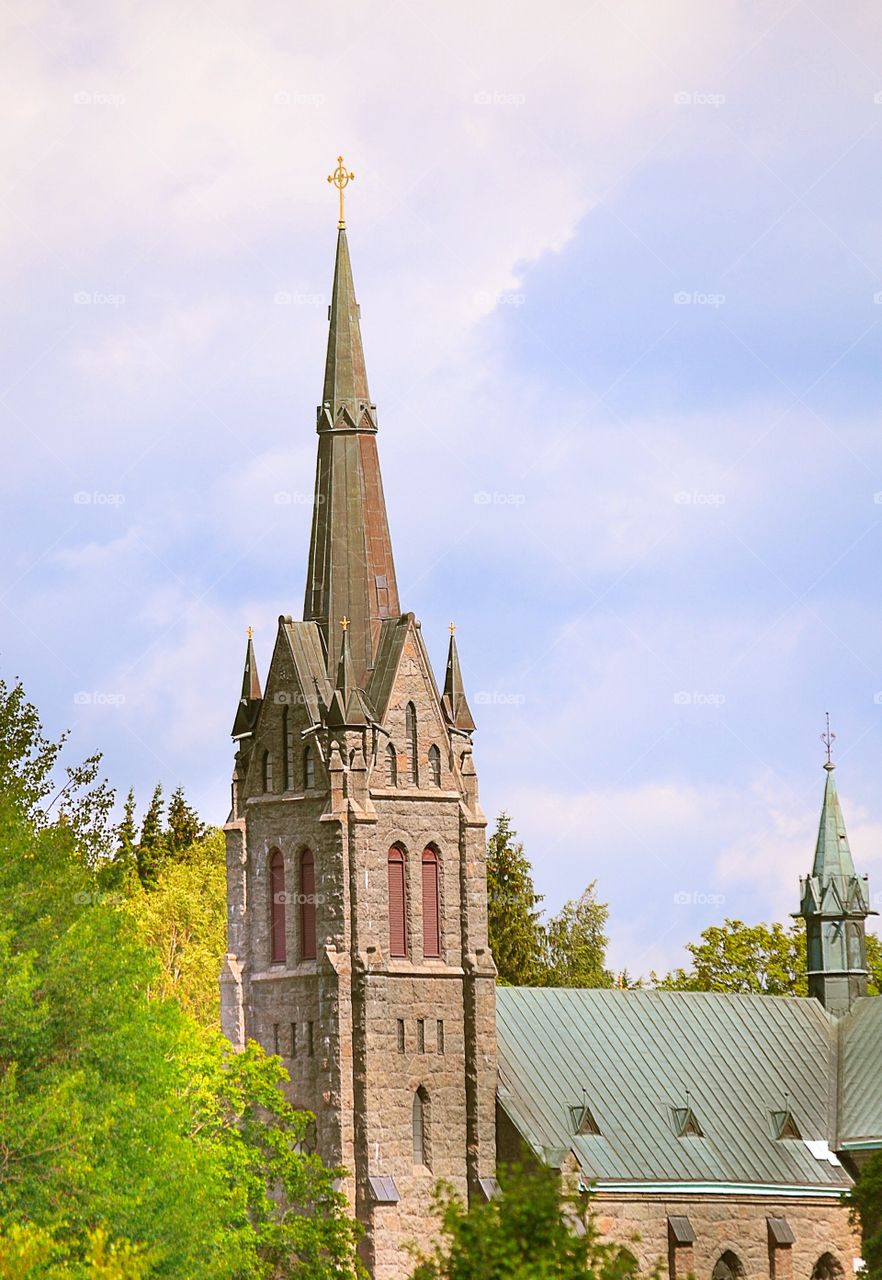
{"left": 247, "top": 625, "right": 253, "bottom": 641}
{"left": 327, "top": 155, "right": 355, "bottom": 229}
{"left": 340, "top": 616, "right": 350, "bottom": 632}
{"left": 821, "top": 711, "right": 836, "bottom": 769}
{"left": 449, "top": 621, "right": 456, "bottom": 636}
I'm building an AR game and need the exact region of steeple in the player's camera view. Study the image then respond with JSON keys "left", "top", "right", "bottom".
{"left": 325, "top": 617, "right": 372, "bottom": 728}
{"left": 303, "top": 227, "right": 400, "bottom": 683}
{"left": 798, "top": 730, "right": 875, "bottom": 1016}
{"left": 442, "top": 625, "right": 476, "bottom": 733}
{"left": 232, "top": 628, "right": 262, "bottom": 737}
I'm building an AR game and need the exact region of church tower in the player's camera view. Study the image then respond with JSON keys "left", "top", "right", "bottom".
{"left": 220, "top": 170, "right": 497, "bottom": 1280}
{"left": 798, "top": 733, "right": 874, "bottom": 1016}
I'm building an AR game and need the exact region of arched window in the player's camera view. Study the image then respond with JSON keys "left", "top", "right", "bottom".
{"left": 428, "top": 744, "right": 441, "bottom": 787}
{"left": 269, "top": 848, "right": 286, "bottom": 964}
{"left": 303, "top": 744, "right": 315, "bottom": 789}
{"left": 386, "top": 742, "right": 398, "bottom": 786}
{"left": 282, "top": 707, "right": 294, "bottom": 790}
{"left": 421, "top": 847, "right": 440, "bottom": 958}
{"left": 262, "top": 749, "right": 273, "bottom": 794}
{"left": 300, "top": 849, "right": 316, "bottom": 961}
{"left": 412, "top": 1087, "right": 430, "bottom": 1167}
{"left": 405, "top": 702, "right": 418, "bottom": 785}
{"left": 712, "top": 1253, "right": 745, "bottom": 1280}
{"left": 811, "top": 1257, "right": 844, "bottom": 1280}
{"left": 388, "top": 846, "right": 408, "bottom": 957}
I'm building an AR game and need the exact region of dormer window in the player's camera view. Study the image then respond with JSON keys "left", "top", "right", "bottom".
{"left": 771, "top": 1109, "right": 801, "bottom": 1140}
{"left": 672, "top": 1105, "right": 704, "bottom": 1137}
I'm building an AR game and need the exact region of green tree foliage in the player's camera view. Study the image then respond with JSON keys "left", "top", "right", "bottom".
{"left": 655, "top": 917, "right": 882, "bottom": 996}
{"left": 123, "top": 829, "right": 228, "bottom": 1028}
{"left": 0, "top": 676, "right": 362, "bottom": 1278}
{"left": 166, "top": 783, "right": 206, "bottom": 856}
{"left": 136, "top": 782, "right": 165, "bottom": 885}
{"left": 409, "top": 1158, "right": 647, "bottom": 1280}
{"left": 487, "top": 814, "right": 545, "bottom": 985}
{"left": 543, "top": 884, "right": 614, "bottom": 989}
{"left": 850, "top": 1148, "right": 882, "bottom": 1279}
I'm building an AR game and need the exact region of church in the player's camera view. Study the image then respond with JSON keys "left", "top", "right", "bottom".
{"left": 220, "top": 167, "right": 882, "bottom": 1280}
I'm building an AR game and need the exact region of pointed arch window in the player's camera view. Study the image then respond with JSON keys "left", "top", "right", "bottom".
{"left": 386, "top": 742, "right": 398, "bottom": 786}
{"left": 388, "top": 846, "right": 408, "bottom": 957}
{"left": 421, "top": 847, "right": 440, "bottom": 958}
{"left": 413, "top": 1087, "right": 430, "bottom": 1167}
{"left": 282, "top": 707, "right": 294, "bottom": 790}
{"left": 406, "top": 702, "right": 418, "bottom": 785}
{"left": 269, "top": 848, "right": 286, "bottom": 964}
{"left": 428, "top": 744, "right": 441, "bottom": 787}
{"left": 303, "top": 744, "right": 315, "bottom": 789}
{"left": 300, "top": 849, "right": 317, "bottom": 961}
{"left": 262, "top": 750, "right": 273, "bottom": 794}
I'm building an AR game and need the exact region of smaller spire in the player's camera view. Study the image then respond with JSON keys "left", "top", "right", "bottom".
{"left": 232, "top": 629, "right": 262, "bottom": 737}
{"left": 325, "top": 617, "right": 372, "bottom": 728}
{"left": 442, "top": 627, "right": 476, "bottom": 733}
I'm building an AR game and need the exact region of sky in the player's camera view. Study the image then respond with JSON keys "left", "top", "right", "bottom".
{"left": 3, "top": 0, "right": 882, "bottom": 977}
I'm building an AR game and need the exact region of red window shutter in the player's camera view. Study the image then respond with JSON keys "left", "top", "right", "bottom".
{"left": 421, "top": 848, "right": 440, "bottom": 957}
{"left": 270, "top": 849, "right": 286, "bottom": 964}
{"left": 300, "top": 849, "right": 316, "bottom": 961}
{"left": 388, "top": 848, "right": 407, "bottom": 957}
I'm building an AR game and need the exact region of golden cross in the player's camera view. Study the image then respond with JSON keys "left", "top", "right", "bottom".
{"left": 247, "top": 625, "right": 253, "bottom": 641}
{"left": 340, "top": 616, "right": 350, "bottom": 631}
{"left": 327, "top": 155, "right": 355, "bottom": 229}
{"left": 449, "top": 622, "right": 456, "bottom": 636}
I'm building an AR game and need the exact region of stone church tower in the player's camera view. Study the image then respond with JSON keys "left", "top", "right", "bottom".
{"left": 221, "top": 216, "right": 498, "bottom": 1278}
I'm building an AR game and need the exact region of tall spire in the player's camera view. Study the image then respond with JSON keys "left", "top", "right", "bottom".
{"left": 442, "top": 624, "right": 476, "bottom": 733}
{"left": 232, "top": 628, "right": 262, "bottom": 737}
{"left": 304, "top": 217, "right": 400, "bottom": 683}
{"left": 798, "top": 728, "right": 875, "bottom": 1016}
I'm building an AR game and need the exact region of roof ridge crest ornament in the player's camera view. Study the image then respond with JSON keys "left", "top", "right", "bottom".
{"left": 327, "top": 154, "right": 355, "bottom": 229}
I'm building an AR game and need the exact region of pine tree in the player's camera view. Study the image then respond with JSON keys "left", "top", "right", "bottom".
{"left": 486, "top": 813, "right": 544, "bottom": 986}
{"left": 166, "top": 784, "right": 205, "bottom": 857}
{"left": 136, "top": 783, "right": 165, "bottom": 886}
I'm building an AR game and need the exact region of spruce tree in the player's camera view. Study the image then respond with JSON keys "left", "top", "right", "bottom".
{"left": 136, "top": 783, "right": 165, "bottom": 886}
{"left": 486, "top": 813, "right": 544, "bottom": 986}
{"left": 166, "top": 784, "right": 205, "bottom": 857}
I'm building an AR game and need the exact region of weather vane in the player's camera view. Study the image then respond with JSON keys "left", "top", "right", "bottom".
{"left": 327, "top": 155, "right": 355, "bottom": 229}
{"left": 247, "top": 625, "right": 253, "bottom": 641}
{"left": 449, "top": 621, "right": 456, "bottom": 636}
{"left": 340, "top": 616, "right": 350, "bottom": 632}
{"left": 821, "top": 711, "right": 836, "bottom": 767}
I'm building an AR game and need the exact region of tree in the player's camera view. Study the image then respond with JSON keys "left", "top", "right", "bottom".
{"left": 135, "top": 782, "right": 165, "bottom": 885}
{"left": 486, "top": 814, "right": 544, "bottom": 985}
{"left": 543, "top": 884, "right": 614, "bottom": 989}
{"left": 166, "top": 784, "right": 205, "bottom": 857}
{"left": 409, "top": 1157, "right": 647, "bottom": 1280}
{"left": 850, "top": 1148, "right": 882, "bottom": 1280}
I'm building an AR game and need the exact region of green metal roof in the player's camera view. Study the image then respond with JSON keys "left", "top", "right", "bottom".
{"left": 839, "top": 996, "right": 882, "bottom": 1143}
{"left": 496, "top": 987, "right": 852, "bottom": 1190}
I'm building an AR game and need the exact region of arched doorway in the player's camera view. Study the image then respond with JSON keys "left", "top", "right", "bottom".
{"left": 712, "top": 1252, "right": 745, "bottom": 1280}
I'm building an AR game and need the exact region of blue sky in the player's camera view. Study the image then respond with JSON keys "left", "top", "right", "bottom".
{"left": 3, "top": 0, "right": 882, "bottom": 975}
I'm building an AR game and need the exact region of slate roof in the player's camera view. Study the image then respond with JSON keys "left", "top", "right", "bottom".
{"left": 839, "top": 997, "right": 882, "bottom": 1145}
{"left": 496, "top": 987, "right": 853, "bottom": 1191}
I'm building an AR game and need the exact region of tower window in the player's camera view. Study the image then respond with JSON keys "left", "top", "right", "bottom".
{"left": 303, "top": 744, "right": 315, "bottom": 789}
{"left": 406, "top": 702, "right": 418, "bottom": 785}
{"left": 386, "top": 742, "right": 397, "bottom": 786}
{"left": 428, "top": 744, "right": 441, "bottom": 787}
{"left": 437, "top": 1019, "right": 445, "bottom": 1054}
{"left": 421, "top": 847, "right": 441, "bottom": 958}
{"left": 262, "top": 749, "right": 273, "bottom": 794}
{"left": 282, "top": 706, "right": 294, "bottom": 790}
{"left": 388, "top": 845, "right": 408, "bottom": 957}
{"left": 397, "top": 1019, "right": 405, "bottom": 1053}
{"left": 272, "top": 1022, "right": 279, "bottom": 1055}
{"left": 413, "top": 1087, "right": 430, "bottom": 1168}
{"left": 291, "top": 1022, "right": 297, "bottom": 1057}
{"left": 417, "top": 1018, "right": 425, "bottom": 1053}
{"left": 300, "top": 848, "right": 317, "bottom": 961}
{"left": 308, "top": 1021, "right": 315, "bottom": 1057}
{"left": 269, "top": 848, "right": 286, "bottom": 965}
